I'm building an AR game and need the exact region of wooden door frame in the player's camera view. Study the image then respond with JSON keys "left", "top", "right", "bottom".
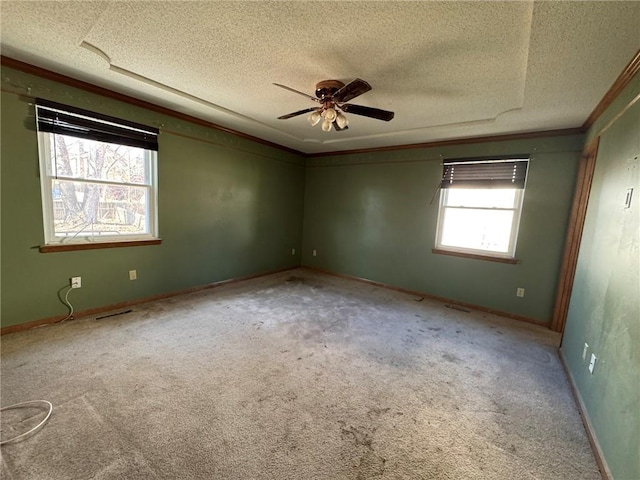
{"left": 551, "top": 138, "right": 600, "bottom": 333}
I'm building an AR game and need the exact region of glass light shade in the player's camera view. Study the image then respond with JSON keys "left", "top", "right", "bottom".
{"left": 336, "top": 112, "right": 348, "bottom": 129}
{"left": 308, "top": 111, "right": 321, "bottom": 126}
{"left": 321, "top": 119, "right": 333, "bottom": 132}
{"left": 324, "top": 108, "right": 337, "bottom": 122}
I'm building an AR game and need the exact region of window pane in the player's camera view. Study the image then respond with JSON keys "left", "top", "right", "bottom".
{"left": 440, "top": 208, "right": 514, "bottom": 253}
{"left": 48, "top": 134, "right": 149, "bottom": 185}
{"left": 52, "top": 179, "right": 149, "bottom": 238}
{"left": 445, "top": 188, "right": 517, "bottom": 208}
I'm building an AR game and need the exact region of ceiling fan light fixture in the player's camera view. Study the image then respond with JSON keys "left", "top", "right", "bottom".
{"left": 308, "top": 111, "right": 322, "bottom": 126}
{"left": 323, "top": 107, "right": 337, "bottom": 122}
{"left": 336, "top": 112, "right": 348, "bottom": 129}
{"left": 274, "top": 78, "right": 394, "bottom": 132}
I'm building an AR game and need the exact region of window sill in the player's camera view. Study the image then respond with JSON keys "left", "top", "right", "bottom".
{"left": 40, "top": 239, "right": 162, "bottom": 253}
{"left": 432, "top": 248, "right": 518, "bottom": 264}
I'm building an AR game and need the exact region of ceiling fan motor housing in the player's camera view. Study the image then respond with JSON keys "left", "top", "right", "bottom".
{"left": 315, "top": 80, "right": 345, "bottom": 100}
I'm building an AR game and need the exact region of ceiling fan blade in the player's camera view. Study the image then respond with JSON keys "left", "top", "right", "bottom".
{"left": 332, "top": 78, "right": 372, "bottom": 103}
{"left": 273, "top": 83, "right": 320, "bottom": 103}
{"left": 277, "top": 107, "right": 319, "bottom": 120}
{"left": 340, "top": 103, "right": 394, "bottom": 121}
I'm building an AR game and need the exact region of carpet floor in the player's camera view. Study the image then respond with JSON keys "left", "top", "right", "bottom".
{"left": 1, "top": 268, "right": 600, "bottom": 479}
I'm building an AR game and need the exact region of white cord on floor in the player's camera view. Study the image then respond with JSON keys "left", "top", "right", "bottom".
{"left": 0, "top": 400, "right": 53, "bottom": 446}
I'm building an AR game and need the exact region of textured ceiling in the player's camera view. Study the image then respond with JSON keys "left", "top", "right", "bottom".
{"left": 1, "top": 1, "right": 639, "bottom": 154}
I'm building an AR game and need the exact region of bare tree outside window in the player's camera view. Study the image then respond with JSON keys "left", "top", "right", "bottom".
{"left": 46, "top": 134, "right": 151, "bottom": 240}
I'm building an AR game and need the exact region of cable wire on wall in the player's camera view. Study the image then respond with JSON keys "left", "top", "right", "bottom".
{"left": 57, "top": 285, "right": 75, "bottom": 323}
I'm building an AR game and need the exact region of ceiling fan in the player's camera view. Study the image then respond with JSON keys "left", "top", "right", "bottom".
{"left": 274, "top": 78, "right": 394, "bottom": 132}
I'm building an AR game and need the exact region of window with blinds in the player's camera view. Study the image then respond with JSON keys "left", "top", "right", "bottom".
{"left": 435, "top": 156, "right": 529, "bottom": 258}
{"left": 35, "top": 99, "right": 159, "bottom": 245}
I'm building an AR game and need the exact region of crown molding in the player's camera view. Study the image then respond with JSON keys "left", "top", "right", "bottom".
{"left": 582, "top": 48, "right": 640, "bottom": 132}
{"left": 0, "top": 55, "right": 304, "bottom": 156}
{"left": 4, "top": 49, "right": 638, "bottom": 158}
{"left": 305, "top": 128, "right": 584, "bottom": 158}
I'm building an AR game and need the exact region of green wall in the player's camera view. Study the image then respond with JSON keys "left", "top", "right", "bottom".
{"left": 302, "top": 135, "right": 584, "bottom": 324}
{"left": 561, "top": 73, "right": 639, "bottom": 479}
{"left": 0, "top": 65, "right": 591, "bottom": 329}
{"left": 1, "top": 67, "right": 305, "bottom": 328}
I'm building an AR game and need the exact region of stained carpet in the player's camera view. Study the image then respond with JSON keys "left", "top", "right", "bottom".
{"left": 1, "top": 268, "right": 600, "bottom": 479}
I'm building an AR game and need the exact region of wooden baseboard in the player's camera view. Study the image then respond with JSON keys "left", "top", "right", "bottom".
{"left": 303, "top": 265, "right": 548, "bottom": 328}
{"left": 1, "top": 266, "right": 298, "bottom": 335}
{"left": 558, "top": 349, "right": 611, "bottom": 480}
{"left": 4, "top": 264, "right": 547, "bottom": 333}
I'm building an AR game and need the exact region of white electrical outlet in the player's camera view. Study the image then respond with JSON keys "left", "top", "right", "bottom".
{"left": 313, "top": 249, "right": 317, "bottom": 257}
{"left": 129, "top": 270, "right": 137, "bottom": 280}
{"left": 71, "top": 277, "right": 81, "bottom": 289}
{"left": 589, "top": 353, "right": 597, "bottom": 374}
{"left": 516, "top": 287, "right": 525, "bottom": 297}
{"left": 582, "top": 343, "right": 589, "bottom": 360}
{"left": 291, "top": 248, "right": 296, "bottom": 255}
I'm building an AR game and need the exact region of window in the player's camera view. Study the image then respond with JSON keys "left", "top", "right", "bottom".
{"left": 36, "top": 99, "right": 159, "bottom": 246}
{"left": 435, "top": 156, "right": 529, "bottom": 259}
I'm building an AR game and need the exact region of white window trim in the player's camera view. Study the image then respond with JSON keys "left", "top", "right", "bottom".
{"left": 38, "top": 132, "right": 159, "bottom": 245}
{"left": 435, "top": 187, "right": 525, "bottom": 259}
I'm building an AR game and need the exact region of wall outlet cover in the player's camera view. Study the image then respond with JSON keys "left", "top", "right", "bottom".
{"left": 589, "top": 353, "right": 597, "bottom": 374}
{"left": 624, "top": 188, "right": 633, "bottom": 209}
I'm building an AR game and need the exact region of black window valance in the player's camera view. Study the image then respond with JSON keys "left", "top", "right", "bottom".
{"left": 441, "top": 155, "right": 529, "bottom": 189}
{"left": 35, "top": 98, "right": 159, "bottom": 151}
